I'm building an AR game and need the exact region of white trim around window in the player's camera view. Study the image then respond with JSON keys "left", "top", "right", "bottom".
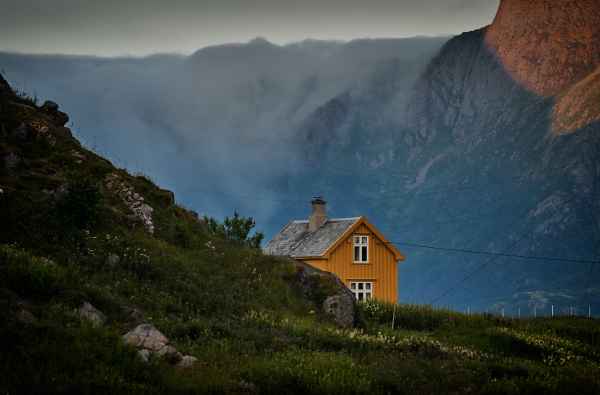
{"left": 350, "top": 281, "right": 373, "bottom": 301}
{"left": 353, "top": 235, "right": 369, "bottom": 263}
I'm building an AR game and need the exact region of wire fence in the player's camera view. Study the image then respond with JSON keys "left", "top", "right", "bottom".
{"left": 426, "top": 303, "right": 597, "bottom": 319}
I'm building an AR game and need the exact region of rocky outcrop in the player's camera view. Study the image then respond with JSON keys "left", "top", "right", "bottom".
{"left": 485, "top": 0, "right": 600, "bottom": 97}
{"left": 40, "top": 100, "right": 69, "bottom": 127}
{"left": 123, "top": 323, "right": 196, "bottom": 367}
{"left": 105, "top": 173, "right": 155, "bottom": 234}
{"left": 293, "top": 260, "right": 356, "bottom": 328}
{"left": 552, "top": 65, "right": 600, "bottom": 134}
{"left": 322, "top": 294, "right": 355, "bottom": 328}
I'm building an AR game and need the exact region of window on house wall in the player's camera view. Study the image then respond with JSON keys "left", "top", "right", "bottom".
{"left": 353, "top": 235, "right": 369, "bottom": 263}
{"left": 350, "top": 281, "right": 373, "bottom": 301}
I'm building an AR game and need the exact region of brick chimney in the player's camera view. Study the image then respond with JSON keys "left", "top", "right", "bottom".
{"left": 308, "top": 196, "right": 327, "bottom": 232}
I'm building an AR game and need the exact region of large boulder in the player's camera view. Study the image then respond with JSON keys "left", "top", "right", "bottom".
{"left": 123, "top": 323, "right": 170, "bottom": 352}
{"left": 123, "top": 323, "right": 197, "bottom": 367}
{"left": 292, "top": 260, "right": 357, "bottom": 328}
{"left": 323, "top": 293, "right": 355, "bottom": 328}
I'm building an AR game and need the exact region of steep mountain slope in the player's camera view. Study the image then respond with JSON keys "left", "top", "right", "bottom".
{"left": 292, "top": 0, "right": 600, "bottom": 312}
{"left": 0, "top": 73, "right": 357, "bottom": 392}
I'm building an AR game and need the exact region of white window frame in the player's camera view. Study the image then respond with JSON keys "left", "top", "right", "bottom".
{"left": 353, "top": 235, "right": 369, "bottom": 263}
{"left": 350, "top": 281, "right": 373, "bottom": 301}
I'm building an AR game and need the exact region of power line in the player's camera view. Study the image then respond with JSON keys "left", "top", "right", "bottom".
{"left": 388, "top": 241, "right": 600, "bottom": 265}
{"left": 427, "top": 234, "right": 528, "bottom": 305}
{"left": 422, "top": 196, "right": 587, "bottom": 304}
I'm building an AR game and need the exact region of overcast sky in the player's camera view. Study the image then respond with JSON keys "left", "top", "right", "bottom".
{"left": 0, "top": 0, "right": 499, "bottom": 56}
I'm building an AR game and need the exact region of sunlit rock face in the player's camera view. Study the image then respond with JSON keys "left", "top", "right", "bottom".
{"left": 485, "top": 0, "right": 600, "bottom": 98}
{"left": 553, "top": 65, "right": 600, "bottom": 134}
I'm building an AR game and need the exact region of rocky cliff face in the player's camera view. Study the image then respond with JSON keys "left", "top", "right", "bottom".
{"left": 291, "top": 1, "right": 600, "bottom": 311}
{"left": 485, "top": 0, "right": 600, "bottom": 134}
{"left": 553, "top": 65, "right": 600, "bottom": 133}
{"left": 485, "top": 0, "right": 600, "bottom": 97}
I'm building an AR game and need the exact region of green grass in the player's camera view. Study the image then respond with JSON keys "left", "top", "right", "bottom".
{"left": 2, "top": 82, "right": 600, "bottom": 394}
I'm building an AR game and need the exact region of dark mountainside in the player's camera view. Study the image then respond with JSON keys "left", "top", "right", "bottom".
{"left": 292, "top": 0, "right": 600, "bottom": 312}
{"left": 2, "top": 70, "right": 600, "bottom": 394}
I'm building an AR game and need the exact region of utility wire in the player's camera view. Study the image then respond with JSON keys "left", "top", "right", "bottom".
{"left": 422, "top": 196, "right": 590, "bottom": 304}
{"left": 427, "top": 234, "right": 528, "bottom": 305}
{"left": 388, "top": 241, "right": 600, "bottom": 265}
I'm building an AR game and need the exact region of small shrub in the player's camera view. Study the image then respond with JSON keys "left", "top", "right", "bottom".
{"left": 204, "top": 211, "right": 264, "bottom": 248}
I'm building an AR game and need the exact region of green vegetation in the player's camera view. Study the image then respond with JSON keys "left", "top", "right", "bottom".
{"left": 1, "top": 83, "right": 600, "bottom": 394}
{"left": 204, "top": 211, "right": 264, "bottom": 249}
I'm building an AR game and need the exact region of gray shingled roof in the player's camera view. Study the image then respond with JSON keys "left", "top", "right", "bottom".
{"left": 264, "top": 217, "right": 360, "bottom": 258}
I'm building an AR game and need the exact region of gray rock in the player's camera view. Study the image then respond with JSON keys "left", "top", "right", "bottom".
{"left": 293, "top": 259, "right": 357, "bottom": 327}
{"left": 177, "top": 355, "right": 198, "bottom": 369}
{"left": 138, "top": 349, "right": 151, "bottom": 363}
{"left": 323, "top": 293, "right": 356, "bottom": 328}
{"left": 77, "top": 302, "right": 106, "bottom": 327}
{"left": 158, "top": 346, "right": 183, "bottom": 364}
{"left": 123, "top": 323, "right": 169, "bottom": 352}
{"left": 123, "top": 323, "right": 190, "bottom": 365}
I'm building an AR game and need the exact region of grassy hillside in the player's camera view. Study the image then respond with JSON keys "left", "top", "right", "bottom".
{"left": 1, "top": 76, "right": 600, "bottom": 394}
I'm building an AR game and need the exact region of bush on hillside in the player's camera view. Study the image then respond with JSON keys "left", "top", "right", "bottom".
{"left": 204, "top": 211, "right": 264, "bottom": 248}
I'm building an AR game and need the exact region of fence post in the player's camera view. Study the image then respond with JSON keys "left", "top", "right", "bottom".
{"left": 589, "top": 304, "right": 592, "bottom": 319}
{"left": 391, "top": 303, "right": 396, "bottom": 330}
{"left": 552, "top": 305, "right": 555, "bottom": 318}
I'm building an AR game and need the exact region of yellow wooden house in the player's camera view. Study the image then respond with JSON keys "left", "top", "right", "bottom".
{"left": 264, "top": 197, "right": 405, "bottom": 303}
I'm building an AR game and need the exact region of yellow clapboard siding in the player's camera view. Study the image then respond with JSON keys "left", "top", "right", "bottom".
{"left": 298, "top": 220, "right": 399, "bottom": 303}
